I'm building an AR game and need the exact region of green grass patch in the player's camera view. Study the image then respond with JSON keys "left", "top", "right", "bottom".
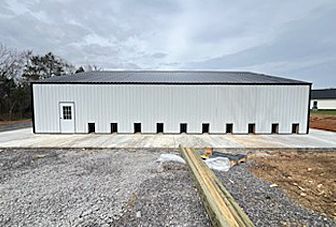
{"left": 311, "top": 110, "right": 336, "bottom": 116}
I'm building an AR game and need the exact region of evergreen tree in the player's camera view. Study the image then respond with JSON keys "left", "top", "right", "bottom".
{"left": 75, "top": 66, "right": 85, "bottom": 73}
{"left": 22, "top": 52, "right": 75, "bottom": 81}
{"left": 0, "top": 43, "right": 96, "bottom": 120}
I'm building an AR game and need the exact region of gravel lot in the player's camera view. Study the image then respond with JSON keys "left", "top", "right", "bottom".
{"left": 0, "top": 148, "right": 209, "bottom": 227}
{"left": 114, "top": 162, "right": 210, "bottom": 226}
{"left": 2, "top": 147, "right": 334, "bottom": 227}
{"left": 216, "top": 163, "right": 336, "bottom": 227}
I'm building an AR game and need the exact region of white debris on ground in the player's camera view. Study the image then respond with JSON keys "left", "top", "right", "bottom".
{"left": 156, "top": 153, "right": 232, "bottom": 172}
{"left": 157, "top": 153, "right": 186, "bottom": 164}
{"left": 205, "top": 157, "right": 231, "bottom": 171}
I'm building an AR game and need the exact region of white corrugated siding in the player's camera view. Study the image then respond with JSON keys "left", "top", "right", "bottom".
{"left": 33, "top": 84, "right": 310, "bottom": 134}
{"left": 310, "top": 99, "right": 336, "bottom": 110}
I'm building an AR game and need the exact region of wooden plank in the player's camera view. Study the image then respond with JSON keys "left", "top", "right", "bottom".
{"left": 180, "top": 145, "right": 254, "bottom": 227}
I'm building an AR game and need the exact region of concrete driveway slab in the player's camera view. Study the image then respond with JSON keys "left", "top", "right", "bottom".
{"left": 0, "top": 128, "right": 335, "bottom": 149}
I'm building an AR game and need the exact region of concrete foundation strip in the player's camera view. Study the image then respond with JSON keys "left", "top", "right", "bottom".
{"left": 179, "top": 145, "right": 254, "bottom": 227}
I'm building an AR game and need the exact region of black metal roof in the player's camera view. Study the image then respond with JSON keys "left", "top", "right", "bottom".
{"left": 36, "top": 70, "right": 310, "bottom": 85}
{"left": 311, "top": 89, "right": 336, "bottom": 99}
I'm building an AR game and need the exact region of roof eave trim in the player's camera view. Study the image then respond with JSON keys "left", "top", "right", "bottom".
{"left": 311, "top": 97, "right": 336, "bottom": 100}
{"left": 31, "top": 82, "right": 312, "bottom": 86}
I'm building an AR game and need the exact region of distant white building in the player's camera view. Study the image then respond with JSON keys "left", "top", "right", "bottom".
{"left": 311, "top": 89, "right": 336, "bottom": 110}
{"left": 31, "top": 71, "right": 311, "bottom": 134}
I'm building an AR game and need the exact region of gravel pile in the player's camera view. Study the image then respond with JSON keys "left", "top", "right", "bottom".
{"left": 216, "top": 163, "right": 336, "bottom": 227}
{"left": 0, "top": 149, "right": 210, "bottom": 227}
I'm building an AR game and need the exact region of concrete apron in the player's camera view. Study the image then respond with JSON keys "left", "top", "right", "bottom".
{"left": 0, "top": 128, "right": 335, "bottom": 152}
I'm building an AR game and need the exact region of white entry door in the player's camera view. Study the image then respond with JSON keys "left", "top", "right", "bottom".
{"left": 59, "top": 102, "right": 75, "bottom": 133}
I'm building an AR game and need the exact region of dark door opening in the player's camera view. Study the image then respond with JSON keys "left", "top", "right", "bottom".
{"left": 271, "top": 123, "right": 279, "bottom": 134}
{"left": 180, "top": 123, "right": 187, "bottom": 133}
{"left": 111, "top": 123, "right": 118, "bottom": 133}
{"left": 134, "top": 123, "right": 141, "bottom": 133}
{"left": 248, "top": 123, "right": 255, "bottom": 134}
{"left": 156, "top": 123, "right": 164, "bottom": 133}
{"left": 88, "top": 123, "right": 95, "bottom": 133}
{"left": 202, "top": 123, "right": 210, "bottom": 133}
{"left": 313, "top": 101, "right": 318, "bottom": 110}
{"left": 226, "top": 123, "right": 233, "bottom": 134}
{"left": 292, "top": 123, "right": 299, "bottom": 134}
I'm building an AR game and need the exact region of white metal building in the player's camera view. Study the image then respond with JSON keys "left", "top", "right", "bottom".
{"left": 31, "top": 71, "right": 311, "bottom": 134}
{"left": 310, "top": 89, "right": 336, "bottom": 110}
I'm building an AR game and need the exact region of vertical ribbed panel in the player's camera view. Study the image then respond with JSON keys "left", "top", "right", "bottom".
{"left": 33, "top": 84, "right": 310, "bottom": 134}
{"left": 310, "top": 99, "right": 336, "bottom": 110}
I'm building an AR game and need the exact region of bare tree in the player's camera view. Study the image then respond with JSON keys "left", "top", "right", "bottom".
{"left": 85, "top": 64, "right": 102, "bottom": 72}
{"left": 0, "top": 44, "right": 31, "bottom": 120}
{"left": 0, "top": 43, "right": 26, "bottom": 81}
{"left": 63, "top": 62, "right": 76, "bottom": 75}
{"left": 0, "top": 43, "right": 90, "bottom": 120}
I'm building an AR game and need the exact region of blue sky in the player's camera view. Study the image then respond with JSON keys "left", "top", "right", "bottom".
{"left": 0, "top": 0, "right": 335, "bottom": 88}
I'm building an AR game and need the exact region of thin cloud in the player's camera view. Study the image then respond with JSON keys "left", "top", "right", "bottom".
{"left": 0, "top": 0, "right": 335, "bottom": 87}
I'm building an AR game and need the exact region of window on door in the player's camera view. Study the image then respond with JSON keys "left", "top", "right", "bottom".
{"left": 62, "top": 106, "right": 72, "bottom": 120}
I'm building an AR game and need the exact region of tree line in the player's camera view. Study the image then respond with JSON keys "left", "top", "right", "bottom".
{"left": 0, "top": 43, "right": 100, "bottom": 121}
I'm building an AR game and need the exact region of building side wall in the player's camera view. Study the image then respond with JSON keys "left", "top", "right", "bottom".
{"left": 33, "top": 84, "right": 310, "bottom": 134}
{"left": 310, "top": 99, "right": 336, "bottom": 110}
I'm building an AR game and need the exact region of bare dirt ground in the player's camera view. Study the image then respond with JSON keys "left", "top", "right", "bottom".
{"left": 310, "top": 114, "right": 336, "bottom": 132}
{"left": 249, "top": 151, "right": 336, "bottom": 219}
